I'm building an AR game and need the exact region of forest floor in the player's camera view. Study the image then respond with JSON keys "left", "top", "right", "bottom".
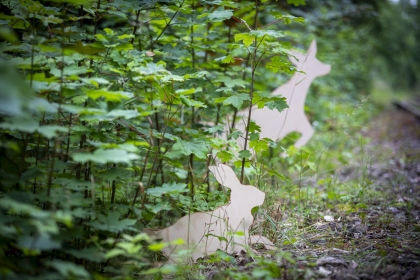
{"left": 202, "top": 107, "right": 420, "bottom": 280}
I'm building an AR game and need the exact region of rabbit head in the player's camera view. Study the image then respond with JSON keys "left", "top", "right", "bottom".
{"left": 209, "top": 164, "right": 240, "bottom": 190}
{"left": 209, "top": 164, "right": 265, "bottom": 207}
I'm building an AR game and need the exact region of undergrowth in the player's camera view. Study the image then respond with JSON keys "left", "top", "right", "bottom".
{"left": 1, "top": 0, "right": 417, "bottom": 279}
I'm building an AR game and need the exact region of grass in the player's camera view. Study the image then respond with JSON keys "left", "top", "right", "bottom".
{"left": 252, "top": 106, "right": 420, "bottom": 279}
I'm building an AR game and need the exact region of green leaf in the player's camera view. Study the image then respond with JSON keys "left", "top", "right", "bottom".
{"left": 0, "top": 26, "right": 16, "bottom": 42}
{"left": 0, "top": 117, "right": 39, "bottom": 133}
{"left": 169, "top": 139, "right": 208, "bottom": 159}
{"left": 115, "top": 42, "right": 133, "bottom": 51}
{"left": 197, "top": 13, "right": 209, "bottom": 19}
{"left": 62, "top": 105, "right": 105, "bottom": 115}
{"left": 85, "top": 88, "right": 133, "bottom": 101}
{"left": 248, "top": 120, "right": 261, "bottom": 133}
{"left": 265, "top": 97, "right": 288, "bottom": 113}
{"left": 251, "top": 206, "right": 260, "bottom": 215}
{"left": 104, "top": 28, "right": 114, "bottom": 35}
{"left": 215, "top": 76, "right": 247, "bottom": 88}
{"left": 65, "top": 40, "right": 105, "bottom": 55}
{"left": 50, "top": 64, "right": 90, "bottom": 77}
{"left": 0, "top": 62, "right": 32, "bottom": 115}
{"left": 105, "top": 248, "right": 125, "bottom": 259}
{"left": 117, "top": 242, "right": 142, "bottom": 254}
{"left": 81, "top": 77, "right": 109, "bottom": 87}
{"left": 145, "top": 202, "right": 172, "bottom": 214}
{"left": 223, "top": 94, "right": 250, "bottom": 109}
{"left": 0, "top": 198, "right": 43, "bottom": 217}
{"left": 184, "top": 71, "right": 209, "bottom": 79}
{"left": 287, "top": 0, "right": 306, "bottom": 6}
{"left": 179, "top": 95, "right": 207, "bottom": 108}
{"left": 249, "top": 138, "right": 269, "bottom": 153}
{"left": 66, "top": 247, "right": 104, "bottom": 262}
{"left": 17, "top": 234, "right": 61, "bottom": 251}
{"left": 306, "top": 161, "right": 316, "bottom": 171}
{"left": 204, "top": 124, "right": 225, "bottom": 134}
{"left": 47, "top": 260, "right": 90, "bottom": 279}
{"left": 146, "top": 182, "right": 188, "bottom": 197}
{"left": 265, "top": 167, "right": 286, "bottom": 180}
{"left": 234, "top": 33, "right": 255, "bottom": 47}
{"left": 148, "top": 242, "right": 168, "bottom": 251}
{"left": 117, "top": 34, "right": 134, "bottom": 39}
{"left": 106, "top": 109, "right": 139, "bottom": 120}
{"left": 0, "top": 117, "right": 68, "bottom": 139}
{"left": 37, "top": 125, "right": 68, "bottom": 139}
{"left": 275, "top": 15, "right": 306, "bottom": 24}
{"left": 176, "top": 88, "right": 198, "bottom": 95}
{"left": 208, "top": 10, "right": 233, "bottom": 22}
{"left": 238, "top": 150, "right": 252, "bottom": 159}
{"left": 205, "top": 233, "right": 228, "bottom": 243}
{"left": 215, "top": 55, "right": 236, "bottom": 64}
{"left": 249, "top": 132, "right": 260, "bottom": 141}
{"left": 72, "top": 149, "right": 140, "bottom": 164}
{"left": 230, "top": 130, "right": 243, "bottom": 140}
{"left": 216, "top": 151, "right": 233, "bottom": 162}
{"left": 250, "top": 30, "right": 285, "bottom": 38}
{"left": 252, "top": 92, "right": 288, "bottom": 112}
{"left": 89, "top": 212, "right": 136, "bottom": 233}
{"left": 266, "top": 56, "right": 296, "bottom": 74}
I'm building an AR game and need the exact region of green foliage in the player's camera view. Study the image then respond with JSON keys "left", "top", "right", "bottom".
{"left": 373, "top": 1, "right": 420, "bottom": 91}
{"left": 0, "top": 0, "right": 391, "bottom": 278}
{"left": 0, "top": 0, "right": 302, "bottom": 277}
{"left": 287, "top": 0, "right": 306, "bottom": 6}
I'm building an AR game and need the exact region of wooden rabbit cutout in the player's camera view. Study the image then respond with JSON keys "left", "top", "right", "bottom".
{"left": 235, "top": 40, "right": 331, "bottom": 149}
{"left": 146, "top": 164, "right": 275, "bottom": 264}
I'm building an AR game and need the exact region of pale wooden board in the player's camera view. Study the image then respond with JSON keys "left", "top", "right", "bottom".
{"left": 235, "top": 40, "right": 331, "bottom": 149}
{"left": 147, "top": 164, "right": 275, "bottom": 264}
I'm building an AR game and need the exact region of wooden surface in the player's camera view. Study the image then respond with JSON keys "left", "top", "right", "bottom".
{"left": 147, "top": 164, "right": 274, "bottom": 264}
{"left": 235, "top": 40, "right": 331, "bottom": 149}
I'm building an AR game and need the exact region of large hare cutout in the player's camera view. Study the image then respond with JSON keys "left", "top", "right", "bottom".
{"left": 235, "top": 40, "right": 331, "bottom": 148}
{"left": 146, "top": 164, "right": 274, "bottom": 264}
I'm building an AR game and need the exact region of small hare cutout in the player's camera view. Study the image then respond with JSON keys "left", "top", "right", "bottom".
{"left": 235, "top": 40, "right": 331, "bottom": 148}
{"left": 146, "top": 164, "right": 275, "bottom": 264}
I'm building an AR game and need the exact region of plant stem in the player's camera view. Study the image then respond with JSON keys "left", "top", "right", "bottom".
{"left": 65, "top": 113, "right": 72, "bottom": 163}
{"left": 93, "top": 0, "right": 101, "bottom": 35}
{"left": 151, "top": 0, "right": 185, "bottom": 49}
{"left": 47, "top": 53, "right": 64, "bottom": 201}
{"left": 79, "top": 5, "right": 84, "bottom": 28}
{"left": 131, "top": 10, "right": 141, "bottom": 45}
{"left": 111, "top": 176, "right": 116, "bottom": 203}
{"left": 240, "top": 1, "right": 259, "bottom": 183}
{"left": 231, "top": 53, "right": 251, "bottom": 132}
{"left": 151, "top": 109, "right": 162, "bottom": 186}
{"left": 187, "top": 19, "right": 195, "bottom": 198}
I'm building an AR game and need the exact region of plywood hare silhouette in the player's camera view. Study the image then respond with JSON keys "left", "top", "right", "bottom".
{"left": 146, "top": 164, "right": 275, "bottom": 264}
{"left": 235, "top": 40, "right": 331, "bottom": 149}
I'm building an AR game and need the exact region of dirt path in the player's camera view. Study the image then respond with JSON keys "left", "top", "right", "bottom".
{"left": 285, "top": 108, "right": 420, "bottom": 279}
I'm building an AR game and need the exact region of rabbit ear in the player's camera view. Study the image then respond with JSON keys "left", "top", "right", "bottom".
{"left": 209, "top": 164, "right": 240, "bottom": 190}
{"left": 289, "top": 49, "right": 308, "bottom": 68}
{"left": 288, "top": 50, "right": 302, "bottom": 67}
{"left": 307, "top": 40, "right": 317, "bottom": 57}
{"left": 289, "top": 40, "right": 318, "bottom": 68}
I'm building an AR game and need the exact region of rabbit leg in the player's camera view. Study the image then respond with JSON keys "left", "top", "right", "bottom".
{"left": 294, "top": 119, "right": 314, "bottom": 148}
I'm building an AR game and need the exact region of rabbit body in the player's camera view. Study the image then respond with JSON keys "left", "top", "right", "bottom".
{"left": 234, "top": 40, "right": 331, "bottom": 149}
{"left": 152, "top": 164, "right": 266, "bottom": 264}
